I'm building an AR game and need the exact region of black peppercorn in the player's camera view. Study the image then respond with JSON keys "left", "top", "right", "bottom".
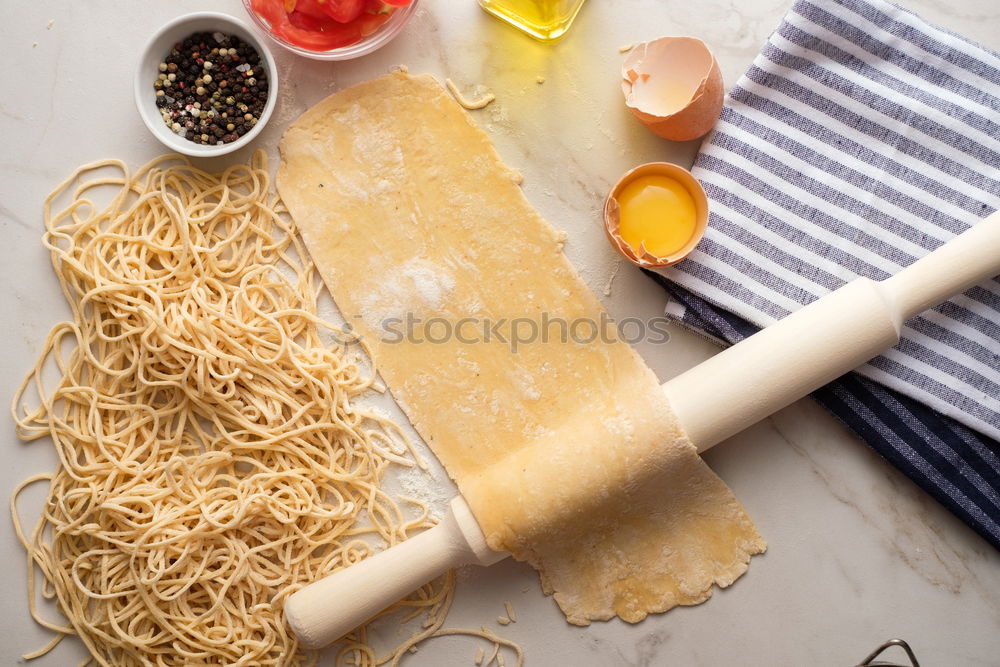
{"left": 153, "top": 31, "right": 269, "bottom": 145}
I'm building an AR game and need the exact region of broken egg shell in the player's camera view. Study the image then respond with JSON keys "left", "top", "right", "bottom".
{"left": 603, "top": 162, "right": 709, "bottom": 269}
{"left": 621, "top": 36, "right": 724, "bottom": 142}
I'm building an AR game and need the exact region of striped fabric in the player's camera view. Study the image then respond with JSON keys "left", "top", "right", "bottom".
{"left": 648, "top": 272, "right": 1000, "bottom": 550}
{"left": 650, "top": 0, "right": 1000, "bottom": 547}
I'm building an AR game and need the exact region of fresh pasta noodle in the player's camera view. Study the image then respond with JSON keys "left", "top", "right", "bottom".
{"left": 444, "top": 78, "right": 495, "bottom": 109}
{"left": 385, "top": 625, "right": 523, "bottom": 667}
{"left": 10, "top": 151, "right": 453, "bottom": 666}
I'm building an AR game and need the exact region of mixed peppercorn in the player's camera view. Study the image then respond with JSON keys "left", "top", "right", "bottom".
{"left": 154, "top": 32, "right": 269, "bottom": 146}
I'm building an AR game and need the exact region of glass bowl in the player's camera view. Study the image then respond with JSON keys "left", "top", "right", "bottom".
{"left": 242, "top": 0, "right": 419, "bottom": 60}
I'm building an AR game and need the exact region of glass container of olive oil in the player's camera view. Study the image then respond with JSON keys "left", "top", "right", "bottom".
{"left": 478, "top": 0, "right": 587, "bottom": 41}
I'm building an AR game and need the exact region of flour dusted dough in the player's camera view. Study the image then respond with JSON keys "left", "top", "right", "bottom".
{"left": 276, "top": 72, "right": 765, "bottom": 624}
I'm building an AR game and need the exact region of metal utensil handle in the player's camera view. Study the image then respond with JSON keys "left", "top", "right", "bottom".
{"left": 856, "top": 638, "right": 921, "bottom": 667}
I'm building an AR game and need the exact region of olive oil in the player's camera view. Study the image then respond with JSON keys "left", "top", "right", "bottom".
{"left": 478, "top": 0, "right": 587, "bottom": 41}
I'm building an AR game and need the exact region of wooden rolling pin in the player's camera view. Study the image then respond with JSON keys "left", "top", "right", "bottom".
{"left": 285, "top": 210, "right": 1000, "bottom": 649}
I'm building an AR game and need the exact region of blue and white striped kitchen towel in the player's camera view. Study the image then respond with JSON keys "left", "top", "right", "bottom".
{"left": 648, "top": 0, "right": 1000, "bottom": 548}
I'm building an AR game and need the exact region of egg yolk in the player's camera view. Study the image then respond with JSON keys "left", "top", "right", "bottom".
{"left": 616, "top": 174, "right": 698, "bottom": 258}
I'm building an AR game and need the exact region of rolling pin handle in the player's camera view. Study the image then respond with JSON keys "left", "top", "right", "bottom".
{"left": 881, "top": 209, "right": 1000, "bottom": 324}
{"left": 284, "top": 496, "right": 505, "bottom": 650}
{"left": 663, "top": 209, "right": 1000, "bottom": 453}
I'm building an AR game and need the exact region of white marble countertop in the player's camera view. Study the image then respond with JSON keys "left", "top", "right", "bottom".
{"left": 2, "top": 1, "right": 998, "bottom": 665}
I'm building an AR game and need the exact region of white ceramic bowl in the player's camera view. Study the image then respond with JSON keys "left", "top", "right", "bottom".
{"left": 134, "top": 12, "right": 279, "bottom": 157}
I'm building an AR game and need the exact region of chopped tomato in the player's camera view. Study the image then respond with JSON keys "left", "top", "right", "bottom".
{"left": 323, "top": 0, "right": 366, "bottom": 23}
{"left": 290, "top": 0, "right": 330, "bottom": 19}
{"left": 287, "top": 9, "right": 336, "bottom": 31}
{"left": 250, "top": 0, "right": 411, "bottom": 52}
{"left": 252, "top": 0, "right": 288, "bottom": 31}
{"left": 280, "top": 19, "right": 362, "bottom": 49}
{"left": 357, "top": 10, "right": 391, "bottom": 36}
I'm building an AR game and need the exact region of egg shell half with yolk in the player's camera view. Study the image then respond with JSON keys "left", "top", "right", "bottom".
{"left": 603, "top": 162, "right": 709, "bottom": 268}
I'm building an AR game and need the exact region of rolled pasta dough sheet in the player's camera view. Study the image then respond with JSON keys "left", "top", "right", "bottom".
{"left": 276, "top": 72, "right": 765, "bottom": 624}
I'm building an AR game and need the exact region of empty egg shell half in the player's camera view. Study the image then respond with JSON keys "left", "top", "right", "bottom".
{"left": 622, "top": 36, "right": 724, "bottom": 141}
